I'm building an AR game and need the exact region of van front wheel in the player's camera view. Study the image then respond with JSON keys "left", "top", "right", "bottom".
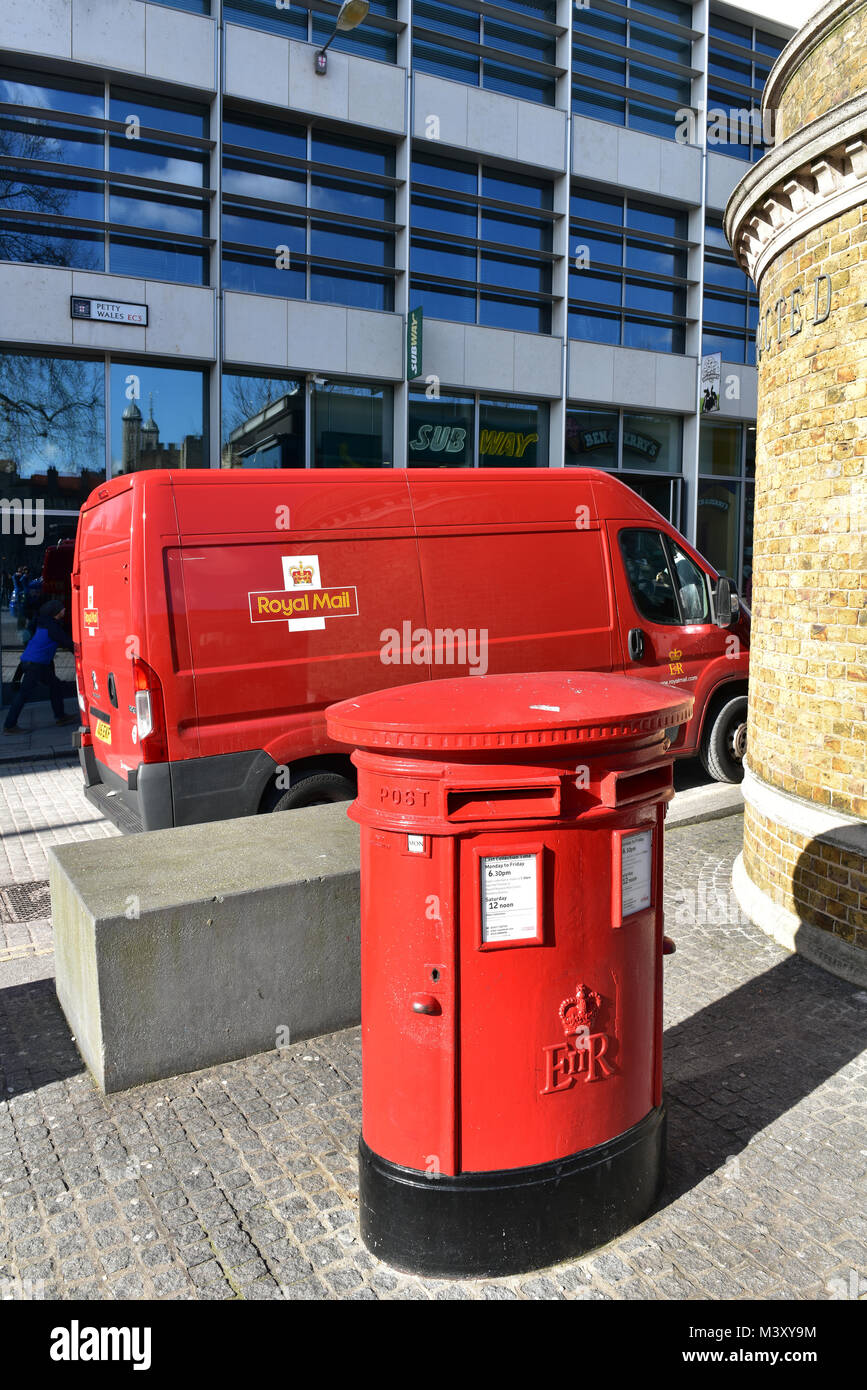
{"left": 267, "top": 771, "right": 356, "bottom": 812}
{"left": 700, "top": 696, "right": 748, "bottom": 783}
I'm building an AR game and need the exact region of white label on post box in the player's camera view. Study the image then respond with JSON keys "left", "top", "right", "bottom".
{"left": 407, "top": 834, "right": 425, "bottom": 855}
{"left": 481, "top": 854, "right": 538, "bottom": 943}
{"left": 621, "top": 829, "right": 653, "bottom": 917}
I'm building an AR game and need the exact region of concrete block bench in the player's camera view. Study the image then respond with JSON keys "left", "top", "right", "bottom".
{"left": 48, "top": 803, "right": 360, "bottom": 1094}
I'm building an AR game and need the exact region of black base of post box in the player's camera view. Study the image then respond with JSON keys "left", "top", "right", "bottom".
{"left": 358, "top": 1105, "right": 666, "bottom": 1279}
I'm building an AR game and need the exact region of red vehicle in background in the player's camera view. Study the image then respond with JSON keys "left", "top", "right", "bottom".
{"left": 71, "top": 469, "right": 749, "bottom": 832}
{"left": 42, "top": 538, "right": 75, "bottom": 613}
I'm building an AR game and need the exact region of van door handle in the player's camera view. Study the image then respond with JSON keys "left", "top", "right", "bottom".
{"left": 107, "top": 673, "right": 118, "bottom": 708}
{"left": 411, "top": 994, "right": 441, "bottom": 1016}
{"left": 628, "top": 628, "right": 645, "bottom": 661}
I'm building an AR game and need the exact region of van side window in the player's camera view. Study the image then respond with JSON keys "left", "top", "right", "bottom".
{"left": 669, "top": 541, "right": 710, "bottom": 623}
{"left": 620, "top": 530, "right": 680, "bottom": 624}
{"left": 620, "top": 529, "right": 711, "bottom": 626}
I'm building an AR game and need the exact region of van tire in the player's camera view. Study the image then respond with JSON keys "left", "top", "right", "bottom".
{"left": 267, "top": 770, "right": 356, "bottom": 813}
{"left": 700, "top": 696, "right": 748, "bottom": 784}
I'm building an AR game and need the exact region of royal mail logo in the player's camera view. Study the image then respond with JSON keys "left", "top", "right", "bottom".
{"left": 250, "top": 588, "right": 359, "bottom": 621}
{"left": 668, "top": 648, "right": 682, "bottom": 661}
{"left": 249, "top": 554, "right": 359, "bottom": 632}
{"left": 83, "top": 608, "right": 99, "bottom": 629}
{"left": 668, "top": 646, "right": 684, "bottom": 676}
{"left": 540, "top": 983, "right": 614, "bottom": 1095}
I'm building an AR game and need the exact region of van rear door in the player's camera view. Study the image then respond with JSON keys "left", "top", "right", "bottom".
{"left": 75, "top": 482, "right": 140, "bottom": 782}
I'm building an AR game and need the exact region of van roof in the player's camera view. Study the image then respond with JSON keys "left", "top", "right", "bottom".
{"left": 80, "top": 468, "right": 667, "bottom": 529}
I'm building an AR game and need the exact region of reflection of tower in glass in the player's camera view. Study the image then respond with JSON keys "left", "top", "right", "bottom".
{"left": 119, "top": 393, "right": 202, "bottom": 472}
{"left": 141, "top": 394, "right": 159, "bottom": 455}
{"left": 121, "top": 398, "right": 142, "bottom": 472}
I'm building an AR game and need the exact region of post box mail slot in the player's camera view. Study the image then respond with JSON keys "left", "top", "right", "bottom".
{"left": 445, "top": 781, "right": 560, "bottom": 821}
{"left": 600, "top": 763, "right": 672, "bottom": 808}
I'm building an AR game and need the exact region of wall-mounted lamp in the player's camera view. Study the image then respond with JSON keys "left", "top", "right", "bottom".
{"left": 315, "top": 0, "right": 370, "bottom": 75}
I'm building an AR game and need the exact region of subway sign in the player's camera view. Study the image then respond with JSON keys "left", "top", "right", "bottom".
{"left": 407, "top": 306, "right": 423, "bottom": 380}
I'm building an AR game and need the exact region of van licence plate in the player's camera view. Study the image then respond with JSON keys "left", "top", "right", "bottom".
{"left": 94, "top": 719, "right": 111, "bottom": 745}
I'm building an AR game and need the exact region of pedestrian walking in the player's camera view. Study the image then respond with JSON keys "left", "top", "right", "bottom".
{"left": 2, "top": 599, "right": 75, "bottom": 733}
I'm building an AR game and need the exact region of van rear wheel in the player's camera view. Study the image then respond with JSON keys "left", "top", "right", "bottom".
{"left": 700, "top": 696, "right": 748, "bottom": 784}
{"left": 267, "top": 770, "right": 356, "bottom": 813}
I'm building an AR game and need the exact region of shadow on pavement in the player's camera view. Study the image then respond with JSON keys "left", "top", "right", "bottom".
{"left": 660, "top": 950, "right": 867, "bottom": 1206}
{"left": 2, "top": 947, "right": 865, "bottom": 1196}
{"left": 0, "top": 978, "right": 85, "bottom": 1102}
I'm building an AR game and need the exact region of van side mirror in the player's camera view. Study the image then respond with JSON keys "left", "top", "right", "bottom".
{"left": 713, "top": 576, "right": 735, "bottom": 628}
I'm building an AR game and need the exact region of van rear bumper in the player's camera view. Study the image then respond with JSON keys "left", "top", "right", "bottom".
{"left": 80, "top": 743, "right": 173, "bottom": 832}
{"left": 80, "top": 744, "right": 277, "bottom": 831}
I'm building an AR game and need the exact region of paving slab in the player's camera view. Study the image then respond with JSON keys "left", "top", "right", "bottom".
{"left": 0, "top": 759, "right": 119, "bottom": 889}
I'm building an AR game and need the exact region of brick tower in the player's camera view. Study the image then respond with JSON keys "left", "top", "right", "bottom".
{"left": 726, "top": 0, "right": 867, "bottom": 985}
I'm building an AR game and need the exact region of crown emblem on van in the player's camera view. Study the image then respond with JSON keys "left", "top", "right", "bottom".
{"left": 290, "top": 566, "right": 314, "bottom": 585}
{"left": 668, "top": 647, "right": 683, "bottom": 661}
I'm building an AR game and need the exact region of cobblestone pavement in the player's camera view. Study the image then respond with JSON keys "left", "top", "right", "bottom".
{"left": 1, "top": 805, "right": 866, "bottom": 1301}
{"left": 0, "top": 758, "right": 118, "bottom": 891}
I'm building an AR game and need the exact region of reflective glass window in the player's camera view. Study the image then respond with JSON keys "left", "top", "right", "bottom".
{"left": 411, "top": 155, "right": 554, "bottom": 334}
{"left": 698, "top": 421, "right": 753, "bottom": 591}
{"left": 570, "top": 188, "right": 687, "bottom": 353}
{"left": 670, "top": 541, "right": 710, "bottom": 622}
{"left": 0, "top": 352, "right": 105, "bottom": 501}
{"left": 702, "top": 217, "right": 758, "bottom": 364}
{"left": 222, "top": 372, "right": 304, "bottom": 470}
{"left": 623, "top": 412, "right": 682, "bottom": 473}
{"left": 408, "top": 392, "right": 474, "bottom": 467}
{"left": 572, "top": 0, "right": 696, "bottom": 141}
{"left": 706, "top": 15, "right": 786, "bottom": 162}
{"left": 565, "top": 409, "right": 619, "bottom": 468}
{"left": 222, "top": 114, "right": 396, "bottom": 310}
{"left": 0, "top": 68, "right": 210, "bottom": 283}
{"left": 0, "top": 69, "right": 103, "bottom": 117}
{"left": 110, "top": 362, "right": 207, "bottom": 477}
{"left": 413, "top": 1, "right": 558, "bottom": 104}
{"left": 225, "top": 0, "right": 396, "bottom": 60}
{"left": 312, "top": 382, "right": 393, "bottom": 468}
{"left": 478, "top": 398, "right": 549, "bottom": 467}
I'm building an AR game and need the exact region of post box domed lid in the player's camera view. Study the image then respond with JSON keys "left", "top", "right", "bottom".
{"left": 326, "top": 672, "right": 694, "bottom": 752}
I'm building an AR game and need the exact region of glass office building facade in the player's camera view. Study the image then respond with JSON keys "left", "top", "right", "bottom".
{"left": 0, "top": 0, "right": 791, "bottom": 694}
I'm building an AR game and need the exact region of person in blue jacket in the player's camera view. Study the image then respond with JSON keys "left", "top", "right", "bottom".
{"left": 3, "top": 599, "right": 75, "bottom": 733}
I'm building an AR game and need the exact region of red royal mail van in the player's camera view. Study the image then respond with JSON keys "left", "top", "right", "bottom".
{"left": 72, "top": 468, "right": 749, "bottom": 831}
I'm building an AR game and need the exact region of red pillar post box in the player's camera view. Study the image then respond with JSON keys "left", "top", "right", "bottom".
{"left": 326, "top": 672, "right": 693, "bottom": 1277}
